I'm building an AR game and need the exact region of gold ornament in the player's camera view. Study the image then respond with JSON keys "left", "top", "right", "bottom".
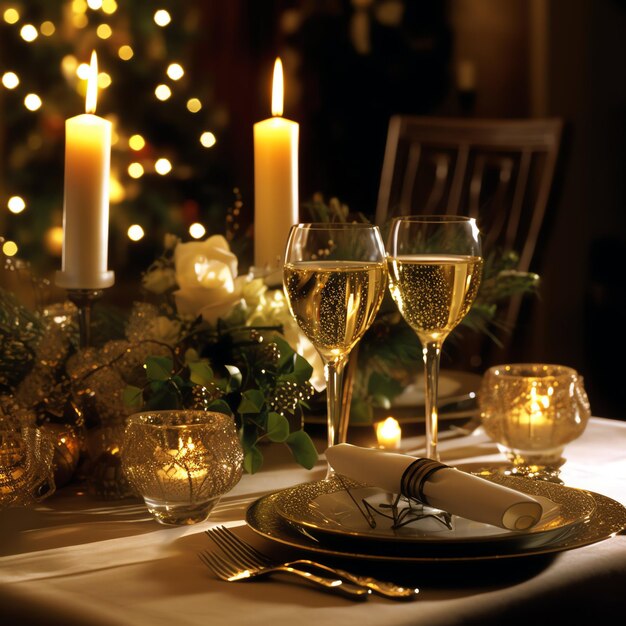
{"left": 40, "top": 423, "right": 80, "bottom": 488}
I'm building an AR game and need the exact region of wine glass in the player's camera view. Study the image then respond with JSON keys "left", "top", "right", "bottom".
{"left": 386, "top": 216, "right": 483, "bottom": 460}
{"left": 283, "top": 223, "right": 387, "bottom": 475}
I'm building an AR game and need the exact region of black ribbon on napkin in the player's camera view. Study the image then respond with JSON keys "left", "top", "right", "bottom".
{"left": 400, "top": 458, "right": 450, "bottom": 505}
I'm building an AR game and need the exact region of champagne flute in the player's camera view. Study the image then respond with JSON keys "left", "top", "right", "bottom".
{"left": 387, "top": 216, "right": 483, "bottom": 460}
{"left": 283, "top": 224, "right": 387, "bottom": 475}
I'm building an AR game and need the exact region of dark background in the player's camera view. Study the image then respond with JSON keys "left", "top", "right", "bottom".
{"left": 200, "top": 0, "right": 626, "bottom": 420}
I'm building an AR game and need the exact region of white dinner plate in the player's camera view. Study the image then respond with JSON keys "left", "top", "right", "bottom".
{"left": 245, "top": 477, "right": 625, "bottom": 563}
{"left": 273, "top": 475, "right": 595, "bottom": 550}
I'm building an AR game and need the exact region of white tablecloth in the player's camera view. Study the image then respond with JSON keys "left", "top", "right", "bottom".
{"left": 1, "top": 417, "right": 625, "bottom": 625}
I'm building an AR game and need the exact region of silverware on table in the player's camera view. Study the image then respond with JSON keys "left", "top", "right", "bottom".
{"left": 204, "top": 525, "right": 419, "bottom": 601}
{"left": 198, "top": 546, "right": 369, "bottom": 600}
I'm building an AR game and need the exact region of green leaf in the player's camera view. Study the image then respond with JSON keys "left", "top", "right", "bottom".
{"left": 244, "top": 446, "right": 264, "bottom": 474}
{"left": 238, "top": 389, "right": 265, "bottom": 414}
{"left": 272, "top": 335, "right": 295, "bottom": 368}
{"left": 122, "top": 385, "right": 143, "bottom": 410}
{"left": 145, "top": 385, "right": 181, "bottom": 410}
{"left": 189, "top": 360, "right": 214, "bottom": 386}
{"left": 266, "top": 412, "right": 290, "bottom": 443}
{"left": 293, "top": 353, "right": 313, "bottom": 381}
{"left": 184, "top": 348, "right": 201, "bottom": 364}
{"left": 241, "top": 423, "right": 259, "bottom": 450}
{"left": 286, "top": 430, "right": 318, "bottom": 469}
{"left": 207, "top": 398, "right": 233, "bottom": 417}
{"left": 145, "top": 356, "right": 173, "bottom": 381}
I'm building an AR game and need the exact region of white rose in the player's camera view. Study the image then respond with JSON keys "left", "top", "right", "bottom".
{"left": 142, "top": 267, "right": 176, "bottom": 294}
{"left": 247, "top": 288, "right": 326, "bottom": 392}
{"left": 173, "top": 235, "right": 244, "bottom": 324}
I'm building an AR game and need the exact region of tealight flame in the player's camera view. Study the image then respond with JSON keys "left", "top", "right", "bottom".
{"left": 271, "top": 57, "right": 284, "bottom": 117}
{"left": 85, "top": 51, "right": 98, "bottom": 114}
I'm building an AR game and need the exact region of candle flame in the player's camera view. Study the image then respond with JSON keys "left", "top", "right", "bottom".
{"left": 85, "top": 51, "right": 98, "bottom": 114}
{"left": 271, "top": 57, "right": 283, "bottom": 117}
{"left": 376, "top": 417, "right": 402, "bottom": 449}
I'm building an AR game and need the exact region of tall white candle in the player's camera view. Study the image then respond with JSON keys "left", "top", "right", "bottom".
{"left": 253, "top": 58, "right": 299, "bottom": 272}
{"left": 56, "top": 51, "right": 114, "bottom": 290}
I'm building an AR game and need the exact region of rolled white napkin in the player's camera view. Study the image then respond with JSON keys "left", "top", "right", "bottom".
{"left": 325, "top": 444, "right": 543, "bottom": 531}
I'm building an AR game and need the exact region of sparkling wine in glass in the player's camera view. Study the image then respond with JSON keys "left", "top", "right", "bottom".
{"left": 283, "top": 224, "right": 387, "bottom": 475}
{"left": 387, "top": 216, "right": 483, "bottom": 460}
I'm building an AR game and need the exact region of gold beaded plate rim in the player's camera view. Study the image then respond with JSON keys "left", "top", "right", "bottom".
{"left": 245, "top": 478, "right": 626, "bottom": 562}
{"left": 272, "top": 475, "right": 595, "bottom": 547}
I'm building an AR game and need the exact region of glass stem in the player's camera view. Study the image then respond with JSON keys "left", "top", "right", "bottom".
{"left": 422, "top": 340, "right": 442, "bottom": 461}
{"left": 324, "top": 357, "right": 347, "bottom": 477}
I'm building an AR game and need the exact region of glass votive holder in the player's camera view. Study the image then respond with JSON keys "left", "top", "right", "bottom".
{"left": 122, "top": 410, "right": 244, "bottom": 526}
{"left": 479, "top": 364, "right": 591, "bottom": 479}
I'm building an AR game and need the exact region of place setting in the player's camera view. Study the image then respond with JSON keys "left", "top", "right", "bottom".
{"left": 202, "top": 215, "right": 625, "bottom": 593}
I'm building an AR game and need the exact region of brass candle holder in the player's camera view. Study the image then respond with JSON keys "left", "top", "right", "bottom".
{"left": 66, "top": 288, "right": 104, "bottom": 348}
{"left": 55, "top": 269, "right": 114, "bottom": 348}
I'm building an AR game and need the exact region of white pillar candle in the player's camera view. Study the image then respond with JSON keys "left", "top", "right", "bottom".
{"left": 253, "top": 58, "right": 298, "bottom": 272}
{"left": 56, "top": 51, "right": 114, "bottom": 290}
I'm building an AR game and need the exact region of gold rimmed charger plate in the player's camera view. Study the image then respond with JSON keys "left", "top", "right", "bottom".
{"left": 245, "top": 477, "right": 626, "bottom": 563}
{"left": 272, "top": 475, "right": 595, "bottom": 550}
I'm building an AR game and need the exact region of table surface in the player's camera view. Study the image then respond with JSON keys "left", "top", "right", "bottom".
{"left": 1, "top": 416, "right": 625, "bottom": 626}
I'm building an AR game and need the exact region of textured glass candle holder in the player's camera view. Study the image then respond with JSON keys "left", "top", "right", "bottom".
{"left": 122, "top": 410, "right": 244, "bottom": 525}
{"left": 0, "top": 425, "right": 55, "bottom": 509}
{"left": 479, "top": 364, "right": 590, "bottom": 480}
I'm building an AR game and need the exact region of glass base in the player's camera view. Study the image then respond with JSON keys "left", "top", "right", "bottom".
{"left": 144, "top": 496, "right": 222, "bottom": 526}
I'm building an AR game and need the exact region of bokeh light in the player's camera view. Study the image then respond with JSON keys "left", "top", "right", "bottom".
{"left": 109, "top": 177, "right": 125, "bottom": 203}
{"left": 40, "top": 21, "right": 56, "bottom": 36}
{"left": 72, "top": 13, "right": 88, "bottom": 29}
{"left": 155, "top": 158, "right": 172, "bottom": 175}
{"left": 186, "top": 98, "right": 202, "bottom": 113}
{"left": 200, "top": 132, "right": 217, "bottom": 148}
{"left": 20, "top": 24, "right": 38, "bottom": 42}
{"left": 2, "top": 241, "right": 18, "bottom": 257}
{"left": 98, "top": 72, "right": 112, "bottom": 89}
{"left": 167, "top": 63, "right": 184, "bottom": 80}
{"left": 102, "top": 0, "right": 117, "bottom": 14}
{"left": 127, "top": 225, "right": 145, "bottom": 241}
{"left": 76, "top": 63, "right": 90, "bottom": 80}
{"left": 189, "top": 223, "right": 206, "bottom": 239}
{"left": 118, "top": 45, "right": 133, "bottom": 60}
{"left": 44, "top": 226, "right": 64, "bottom": 256}
{"left": 7, "top": 196, "right": 26, "bottom": 214}
{"left": 24, "top": 94, "right": 42, "bottom": 111}
{"left": 155, "top": 84, "right": 171, "bottom": 101}
{"left": 87, "top": 0, "right": 103, "bottom": 9}
{"left": 154, "top": 10, "right": 171, "bottom": 27}
{"left": 3, "top": 8, "right": 19, "bottom": 24}
{"left": 128, "top": 162, "right": 144, "bottom": 178}
{"left": 129, "top": 134, "right": 146, "bottom": 151}
{"left": 2, "top": 72, "right": 19, "bottom": 89}
{"left": 96, "top": 24, "right": 112, "bottom": 39}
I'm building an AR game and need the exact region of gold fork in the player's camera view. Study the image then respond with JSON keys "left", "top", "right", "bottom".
{"left": 205, "top": 525, "right": 419, "bottom": 600}
{"left": 197, "top": 547, "right": 369, "bottom": 600}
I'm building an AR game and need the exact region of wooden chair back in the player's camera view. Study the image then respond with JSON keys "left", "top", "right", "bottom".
{"left": 375, "top": 115, "right": 564, "bottom": 368}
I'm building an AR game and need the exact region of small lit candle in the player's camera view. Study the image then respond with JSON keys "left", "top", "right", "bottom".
{"left": 156, "top": 438, "right": 208, "bottom": 487}
{"left": 376, "top": 417, "right": 402, "bottom": 450}
{"left": 518, "top": 386, "right": 553, "bottom": 440}
{"left": 253, "top": 58, "right": 298, "bottom": 272}
{"left": 56, "top": 51, "right": 114, "bottom": 290}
